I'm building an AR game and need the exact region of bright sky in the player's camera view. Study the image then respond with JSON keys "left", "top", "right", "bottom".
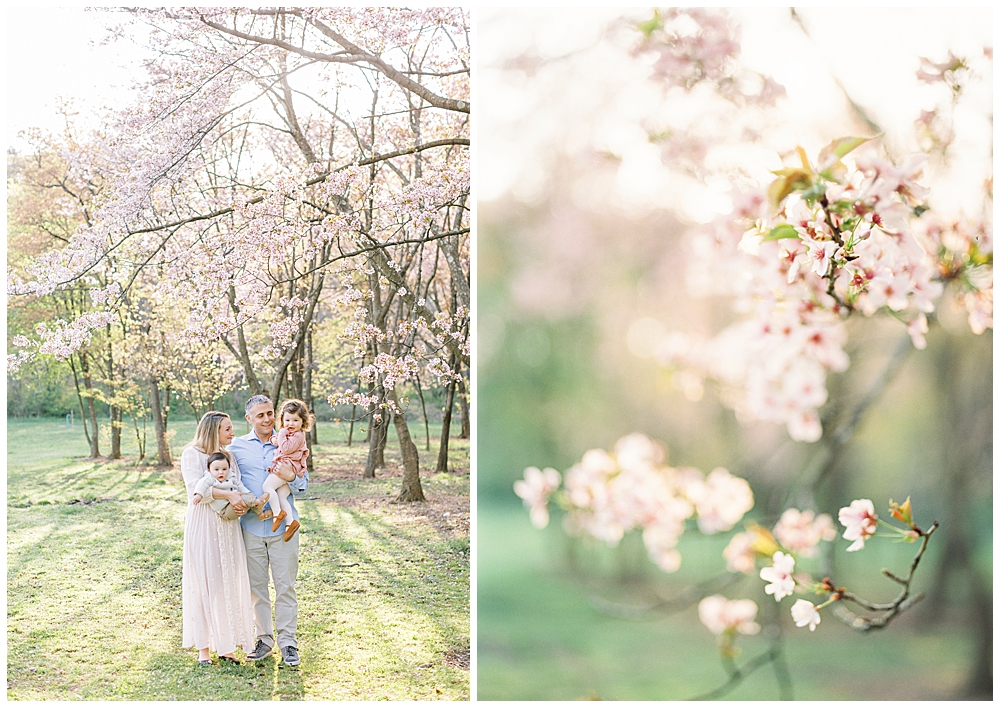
{"left": 5, "top": 7, "right": 443, "bottom": 153}
{"left": 7, "top": 7, "right": 151, "bottom": 150}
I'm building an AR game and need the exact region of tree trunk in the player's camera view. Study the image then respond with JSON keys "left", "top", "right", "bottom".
{"left": 348, "top": 403, "right": 356, "bottom": 447}
{"left": 110, "top": 405, "right": 122, "bottom": 459}
{"left": 150, "top": 378, "right": 172, "bottom": 468}
{"left": 393, "top": 393, "right": 425, "bottom": 502}
{"left": 457, "top": 369, "right": 470, "bottom": 439}
{"left": 363, "top": 393, "right": 388, "bottom": 479}
{"left": 414, "top": 368, "right": 431, "bottom": 451}
{"left": 105, "top": 326, "right": 122, "bottom": 460}
{"left": 303, "top": 329, "right": 316, "bottom": 472}
{"left": 69, "top": 352, "right": 100, "bottom": 458}
{"left": 82, "top": 353, "right": 101, "bottom": 458}
{"left": 435, "top": 375, "right": 456, "bottom": 473}
{"left": 964, "top": 573, "right": 993, "bottom": 698}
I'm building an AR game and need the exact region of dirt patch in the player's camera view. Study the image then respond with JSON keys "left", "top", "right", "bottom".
{"left": 310, "top": 463, "right": 470, "bottom": 541}
{"left": 444, "top": 643, "right": 470, "bottom": 671}
{"left": 336, "top": 490, "right": 470, "bottom": 541}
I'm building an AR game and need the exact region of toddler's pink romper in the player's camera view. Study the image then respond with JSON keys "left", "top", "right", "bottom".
{"left": 270, "top": 428, "right": 308, "bottom": 476}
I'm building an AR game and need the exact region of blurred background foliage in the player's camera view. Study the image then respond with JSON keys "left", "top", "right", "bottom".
{"left": 477, "top": 7, "right": 991, "bottom": 701}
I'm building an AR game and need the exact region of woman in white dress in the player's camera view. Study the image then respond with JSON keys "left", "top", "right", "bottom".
{"left": 181, "top": 411, "right": 255, "bottom": 665}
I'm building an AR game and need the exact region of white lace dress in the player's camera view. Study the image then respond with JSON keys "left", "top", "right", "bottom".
{"left": 180, "top": 446, "right": 254, "bottom": 655}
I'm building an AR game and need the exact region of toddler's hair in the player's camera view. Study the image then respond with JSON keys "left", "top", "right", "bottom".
{"left": 207, "top": 451, "right": 230, "bottom": 470}
{"left": 278, "top": 398, "right": 316, "bottom": 432}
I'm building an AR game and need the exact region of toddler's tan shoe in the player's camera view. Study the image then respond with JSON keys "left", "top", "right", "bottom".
{"left": 283, "top": 520, "right": 300, "bottom": 542}
{"left": 271, "top": 509, "right": 287, "bottom": 532}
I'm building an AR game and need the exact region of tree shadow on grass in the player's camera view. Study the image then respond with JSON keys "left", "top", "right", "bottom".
{"left": 120, "top": 650, "right": 305, "bottom": 700}
{"left": 8, "top": 455, "right": 178, "bottom": 507}
{"left": 296, "top": 501, "right": 469, "bottom": 661}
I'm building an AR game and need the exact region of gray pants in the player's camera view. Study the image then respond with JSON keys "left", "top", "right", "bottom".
{"left": 242, "top": 527, "right": 299, "bottom": 650}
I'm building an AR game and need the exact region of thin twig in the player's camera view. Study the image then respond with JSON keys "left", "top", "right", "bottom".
{"left": 689, "top": 641, "right": 783, "bottom": 701}
{"left": 829, "top": 521, "right": 939, "bottom": 631}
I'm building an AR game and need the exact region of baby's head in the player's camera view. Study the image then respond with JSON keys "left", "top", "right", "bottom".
{"left": 278, "top": 399, "right": 315, "bottom": 433}
{"left": 207, "top": 452, "right": 230, "bottom": 482}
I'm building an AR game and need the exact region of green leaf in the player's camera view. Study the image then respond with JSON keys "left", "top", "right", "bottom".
{"left": 637, "top": 11, "right": 662, "bottom": 38}
{"left": 818, "top": 163, "right": 848, "bottom": 183}
{"left": 767, "top": 169, "right": 812, "bottom": 208}
{"left": 824, "top": 136, "right": 875, "bottom": 160}
{"left": 762, "top": 224, "right": 800, "bottom": 242}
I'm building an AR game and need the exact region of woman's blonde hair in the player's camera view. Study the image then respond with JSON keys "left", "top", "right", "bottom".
{"left": 278, "top": 399, "right": 315, "bottom": 432}
{"left": 189, "top": 410, "right": 232, "bottom": 457}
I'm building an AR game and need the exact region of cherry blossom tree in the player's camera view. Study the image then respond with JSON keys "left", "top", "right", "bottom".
{"left": 8, "top": 8, "right": 470, "bottom": 501}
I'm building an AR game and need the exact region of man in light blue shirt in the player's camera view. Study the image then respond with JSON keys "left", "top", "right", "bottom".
{"left": 230, "top": 394, "right": 308, "bottom": 667}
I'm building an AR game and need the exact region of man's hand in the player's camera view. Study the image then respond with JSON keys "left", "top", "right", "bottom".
{"left": 271, "top": 461, "right": 296, "bottom": 482}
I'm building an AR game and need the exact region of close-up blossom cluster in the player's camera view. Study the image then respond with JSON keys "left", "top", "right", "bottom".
{"left": 659, "top": 139, "right": 991, "bottom": 442}
{"left": 516, "top": 432, "right": 753, "bottom": 573}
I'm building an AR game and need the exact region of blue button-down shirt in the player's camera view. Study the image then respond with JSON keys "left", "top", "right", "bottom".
{"left": 231, "top": 430, "right": 308, "bottom": 537}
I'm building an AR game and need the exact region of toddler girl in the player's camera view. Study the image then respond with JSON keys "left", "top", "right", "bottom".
{"left": 263, "top": 399, "right": 313, "bottom": 541}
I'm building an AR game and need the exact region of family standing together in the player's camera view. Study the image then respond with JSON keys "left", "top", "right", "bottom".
{"left": 181, "top": 395, "right": 313, "bottom": 667}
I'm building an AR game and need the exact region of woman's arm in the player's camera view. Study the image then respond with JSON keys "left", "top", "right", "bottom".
{"left": 181, "top": 448, "right": 211, "bottom": 504}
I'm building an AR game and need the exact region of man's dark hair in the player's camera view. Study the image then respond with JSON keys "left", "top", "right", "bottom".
{"left": 207, "top": 451, "right": 230, "bottom": 470}
{"left": 245, "top": 394, "right": 273, "bottom": 416}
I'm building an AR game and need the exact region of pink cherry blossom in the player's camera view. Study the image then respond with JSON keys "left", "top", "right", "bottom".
{"left": 838, "top": 499, "right": 878, "bottom": 552}
{"left": 686, "top": 467, "right": 754, "bottom": 534}
{"left": 723, "top": 532, "right": 757, "bottom": 574}
{"left": 698, "top": 595, "right": 761, "bottom": 636}
{"left": 772, "top": 508, "right": 836, "bottom": 558}
{"left": 514, "top": 467, "right": 562, "bottom": 529}
{"left": 760, "top": 551, "right": 796, "bottom": 601}
{"left": 525, "top": 433, "right": 753, "bottom": 572}
{"left": 791, "top": 598, "right": 821, "bottom": 631}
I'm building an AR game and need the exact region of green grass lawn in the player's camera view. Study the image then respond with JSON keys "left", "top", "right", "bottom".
{"left": 478, "top": 503, "right": 973, "bottom": 701}
{"left": 7, "top": 417, "right": 469, "bottom": 700}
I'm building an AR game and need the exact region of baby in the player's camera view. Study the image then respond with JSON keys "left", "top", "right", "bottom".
{"left": 193, "top": 451, "right": 271, "bottom": 522}
{"left": 262, "top": 398, "right": 313, "bottom": 541}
